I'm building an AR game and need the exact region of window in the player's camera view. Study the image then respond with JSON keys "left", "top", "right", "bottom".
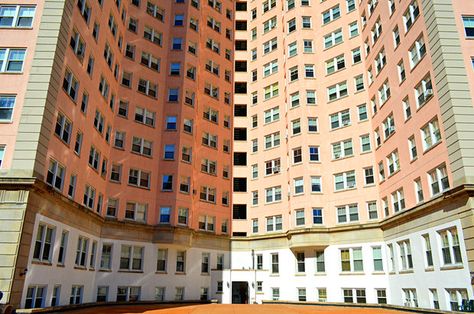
{"left": 360, "top": 134, "right": 371, "bottom": 153}
{"left": 0, "top": 95, "right": 15, "bottom": 122}
{"left": 264, "top": 132, "right": 280, "bottom": 149}
{"left": 125, "top": 202, "right": 147, "bottom": 222}
{"left": 128, "top": 169, "right": 150, "bottom": 189}
{"left": 263, "top": 37, "right": 278, "bottom": 55}
{"left": 272, "top": 288, "right": 280, "bottom": 300}
{"left": 176, "top": 251, "right": 186, "bottom": 272}
{"left": 403, "top": 0, "right": 420, "bottom": 32}
{"left": 343, "top": 289, "right": 366, "bottom": 303}
{"left": 304, "top": 64, "right": 315, "bottom": 78}
{"left": 135, "top": 107, "right": 155, "bottom": 127}
{"left": 74, "top": 236, "right": 88, "bottom": 267}
{"left": 287, "top": 18, "right": 296, "bottom": 33}
{"left": 327, "top": 81, "right": 348, "bottom": 101}
{"left": 428, "top": 164, "right": 449, "bottom": 196}
{"left": 46, "top": 159, "right": 65, "bottom": 191}
{"left": 271, "top": 253, "right": 279, "bottom": 273}
{"left": 98, "top": 243, "right": 113, "bottom": 270}
{"left": 56, "top": 230, "right": 68, "bottom": 265}
{"left": 264, "top": 107, "right": 279, "bottom": 124}
{"left": 354, "top": 75, "right": 365, "bottom": 92}
{"left": 0, "top": 48, "right": 24, "bottom": 72}
{"left": 266, "top": 215, "right": 283, "bottom": 232}
{"left": 398, "top": 240, "right": 413, "bottom": 270}
{"left": 383, "top": 114, "right": 395, "bottom": 139}
{"left": 302, "top": 16, "right": 311, "bottom": 29}
{"left": 349, "top": 21, "right": 359, "bottom": 37}
{"left": 332, "top": 139, "right": 353, "bottom": 160}
{"left": 200, "top": 253, "right": 210, "bottom": 274}
{"left": 375, "top": 49, "right": 386, "bottom": 74}
{"left": 447, "top": 289, "right": 468, "bottom": 311}
{"left": 391, "top": 188, "right": 405, "bottom": 212}
{"left": 293, "top": 209, "right": 304, "bottom": 227}
{"left": 337, "top": 204, "right": 359, "bottom": 223}
{"left": 352, "top": 47, "right": 361, "bottom": 64}
{"left": 322, "top": 5, "right": 340, "bottom": 25}
{"left": 340, "top": 247, "right": 363, "bottom": 272}
{"left": 330, "top": 109, "right": 350, "bottom": 129}
{"left": 294, "top": 178, "right": 304, "bottom": 195}
{"left": 25, "top": 286, "right": 46, "bottom": 309}
{"left": 439, "top": 227, "right": 462, "bottom": 265}
{"left": 386, "top": 150, "right": 400, "bottom": 175}
{"left": 311, "top": 208, "right": 323, "bottom": 224}
{"left": 393, "top": 26, "right": 400, "bottom": 48}
{"left": 371, "top": 19, "right": 381, "bottom": 44}
{"left": 198, "top": 215, "right": 215, "bottom": 232}
{"left": 0, "top": 5, "right": 35, "bottom": 28}
{"left": 367, "top": 201, "right": 378, "bottom": 219}
{"left": 415, "top": 76, "right": 433, "bottom": 108}
{"left": 99, "top": 76, "right": 110, "bottom": 100}
{"left": 409, "top": 36, "right": 426, "bottom": 68}
{"left": 402, "top": 98, "right": 411, "bottom": 121}
{"left": 324, "top": 29, "right": 343, "bottom": 49}
{"left": 68, "top": 173, "right": 77, "bottom": 197}
{"left": 83, "top": 185, "right": 95, "bottom": 209}
{"left": 408, "top": 136, "right": 417, "bottom": 161}
{"left": 119, "top": 245, "right": 143, "bottom": 271}
{"left": 421, "top": 118, "right": 441, "bottom": 150}
{"left": 334, "top": 170, "right": 356, "bottom": 191}
{"left": 463, "top": 16, "right": 474, "bottom": 38}
{"left": 33, "top": 224, "right": 54, "bottom": 262}
{"left": 288, "top": 41, "right": 297, "bottom": 57}
{"left": 293, "top": 147, "right": 302, "bottom": 163}
{"left": 62, "top": 70, "right": 79, "bottom": 100}
{"left": 263, "top": 0, "right": 276, "bottom": 12}
{"left": 398, "top": 60, "right": 406, "bottom": 82}
{"left": 116, "top": 287, "right": 140, "bottom": 302}
{"left": 143, "top": 26, "right": 162, "bottom": 45}
{"left": 303, "top": 39, "right": 313, "bottom": 53}
{"left": 291, "top": 119, "right": 301, "bottom": 135}
{"left": 69, "top": 285, "right": 83, "bottom": 305}
{"left": 200, "top": 186, "right": 216, "bottom": 203}
{"left": 372, "top": 246, "right": 383, "bottom": 271}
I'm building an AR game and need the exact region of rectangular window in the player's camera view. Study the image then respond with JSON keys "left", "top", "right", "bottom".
{"left": 0, "top": 95, "right": 15, "bottom": 122}
{"left": 340, "top": 247, "right": 363, "bottom": 272}
{"left": 439, "top": 228, "right": 462, "bottom": 265}
{"left": 33, "top": 224, "right": 54, "bottom": 262}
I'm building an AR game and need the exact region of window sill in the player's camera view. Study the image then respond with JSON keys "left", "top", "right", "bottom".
{"left": 332, "top": 155, "right": 354, "bottom": 162}
{"left": 399, "top": 269, "right": 414, "bottom": 274}
{"left": 440, "top": 264, "right": 463, "bottom": 271}
{"left": 340, "top": 271, "right": 365, "bottom": 276}
{"left": 327, "top": 94, "right": 349, "bottom": 104}
{"left": 118, "top": 270, "right": 144, "bottom": 273}
{"left": 175, "top": 272, "right": 186, "bottom": 275}
{"left": 422, "top": 140, "right": 442, "bottom": 155}
{"left": 73, "top": 266, "right": 88, "bottom": 271}
{"left": 314, "top": 272, "right": 326, "bottom": 276}
{"left": 99, "top": 269, "right": 112, "bottom": 272}
{"left": 424, "top": 266, "right": 434, "bottom": 272}
{"left": 295, "top": 273, "right": 306, "bottom": 276}
{"left": 31, "top": 260, "right": 52, "bottom": 266}
{"left": 371, "top": 271, "right": 385, "bottom": 275}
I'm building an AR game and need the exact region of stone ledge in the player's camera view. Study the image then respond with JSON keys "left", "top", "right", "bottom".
{"left": 262, "top": 300, "right": 455, "bottom": 314}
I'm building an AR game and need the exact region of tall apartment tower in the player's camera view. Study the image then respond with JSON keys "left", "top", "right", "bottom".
{"left": 1, "top": 0, "right": 474, "bottom": 312}
{"left": 229, "top": 0, "right": 474, "bottom": 309}
{"left": 0, "top": 0, "right": 233, "bottom": 308}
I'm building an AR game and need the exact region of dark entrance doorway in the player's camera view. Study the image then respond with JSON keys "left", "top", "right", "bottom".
{"left": 232, "top": 281, "right": 249, "bottom": 304}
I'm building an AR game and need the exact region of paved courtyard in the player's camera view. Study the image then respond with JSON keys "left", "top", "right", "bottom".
{"left": 59, "top": 304, "right": 418, "bottom": 314}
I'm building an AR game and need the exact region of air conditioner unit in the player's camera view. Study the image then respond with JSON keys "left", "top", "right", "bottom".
{"left": 334, "top": 153, "right": 341, "bottom": 159}
{"left": 347, "top": 183, "right": 355, "bottom": 189}
{"left": 273, "top": 166, "right": 280, "bottom": 173}
{"left": 424, "top": 89, "right": 433, "bottom": 97}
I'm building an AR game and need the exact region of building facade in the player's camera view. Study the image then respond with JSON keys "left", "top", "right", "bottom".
{"left": 1, "top": 0, "right": 474, "bottom": 312}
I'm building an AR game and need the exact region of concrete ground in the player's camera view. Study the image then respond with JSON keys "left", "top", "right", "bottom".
{"left": 59, "top": 304, "right": 417, "bottom": 314}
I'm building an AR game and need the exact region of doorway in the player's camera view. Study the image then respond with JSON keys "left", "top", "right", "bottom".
{"left": 232, "top": 281, "right": 249, "bottom": 304}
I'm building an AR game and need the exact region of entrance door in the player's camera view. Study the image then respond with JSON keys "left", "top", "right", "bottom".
{"left": 231, "top": 281, "right": 249, "bottom": 304}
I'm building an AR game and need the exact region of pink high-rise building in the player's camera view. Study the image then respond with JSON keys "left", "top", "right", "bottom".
{"left": 1, "top": 0, "right": 474, "bottom": 311}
